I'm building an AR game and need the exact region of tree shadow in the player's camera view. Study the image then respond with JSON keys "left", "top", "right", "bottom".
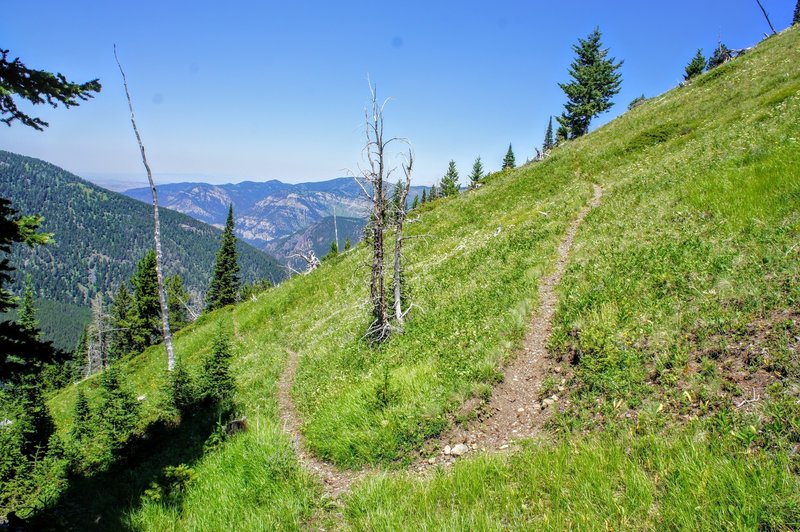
{"left": 27, "top": 403, "right": 224, "bottom": 531}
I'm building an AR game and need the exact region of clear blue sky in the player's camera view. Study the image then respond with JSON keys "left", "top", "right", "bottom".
{"left": 1, "top": 0, "right": 795, "bottom": 186}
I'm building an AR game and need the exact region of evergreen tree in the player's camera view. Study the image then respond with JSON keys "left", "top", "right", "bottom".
{"left": 543, "top": 117, "right": 555, "bottom": 152}
{"left": 555, "top": 118, "right": 569, "bottom": 144}
{"left": 502, "top": 144, "right": 516, "bottom": 170}
{"left": 707, "top": 43, "right": 732, "bottom": 70}
{"left": 97, "top": 364, "right": 139, "bottom": 448}
{"left": 131, "top": 250, "right": 161, "bottom": 346}
{"left": 468, "top": 156, "right": 484, "bottom": 189}
{"left": 72, "top": 326, "right": 89, "bottom": 381}
{"left": 684, "top": 49, "right": 706, "bottom": 81}
{"left": 109, "top": 284, "right": 137, "bottom": 360}
{"left": 429, "top": 185, "right": 438, "bottom": 200}
{"left": 344, "top": 238, "right": 352, "bottom": 251}
{"left": 206, "top": 204, "right": 241, "bottom": 311}
{"left": 17, "top": 274, "right": 38, "bottom": 335}
{"left": 557, "top": 28, "right": 623, "bottom": 138}
{"left": 202, "top": 326, "right": 234, "bottom": 403}
{"left": 411, "top": 195, "right": 419, "bottom": 209}
{"left": 70, "top": 388, "right": 91, "bottom": 442}
{"left": 440, "top": 160, "right": 460, "bottom": 197}
{"left": 795, "top": 0, "right": 800, "bottom": 25}
{"left": 421, "top": 189, "right": 427, "bottom": 204}
{"left": 328, "top": 240, "right": 339, "bottom": 258}
{"left": 166, "top": 274, "right": 191, "bottom": 331}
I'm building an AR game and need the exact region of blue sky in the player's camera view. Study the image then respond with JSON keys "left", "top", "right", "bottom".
{"left": 1, "top": 0, "right": 795, "bottom": 186}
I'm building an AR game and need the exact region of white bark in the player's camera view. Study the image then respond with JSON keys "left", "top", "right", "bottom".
{"left": 114, "top": 46, "right": 175, "bottom": 371}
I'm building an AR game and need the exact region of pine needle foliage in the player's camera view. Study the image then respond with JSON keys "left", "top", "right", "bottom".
{"left": 684, "top": 49, "right": 706, "bottom": 81}
{"left": 557, "top": 27, "right": 623, "bottom": 138}
{"left": 440, "top": 161, "right": 460, "bottom": 197}
{"left": 206, "top": 205, "right": 241, "bottom": 311}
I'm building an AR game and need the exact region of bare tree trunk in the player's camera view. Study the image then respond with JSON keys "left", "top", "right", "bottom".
{"left": 333, "top": 205, "right": 339, "bottom": 253}
{"left": 755, "top": 0, "right": 778, "bottom": 35}
{"left": 86, "top": 293, "right": 107, "bottom": 376}
{"left": 392, "top": 153, "right": 412, "bottom": 324}
{"left": 114, "top": 46, "right": 175, "bottom": 371}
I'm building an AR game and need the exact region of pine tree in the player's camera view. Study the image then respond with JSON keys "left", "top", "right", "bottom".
{"left": 344, "top": 238, "right": 352, "bottom": 251}
{"left": 429, "top": 185, "right": 438, "bottom": 200}
{"left": 166, "top": 274, "right": 191, "bottom": 331}
{"left": 557, "top": 28, "right": 623, "bottom": 138}
{"left": 468, "top": 157, "right": 484, "bottom": 189}
{"left": 555, "top": 118, "right": 569, "bottom": 144}
{"left": 131, "top": 250, "right": 161, "bottom": 346}
{"left": 202, "top": 326, "right": 234, "bottom": 403}
{"left": 206, "top": 204, "right": 241, "bottom": 311}
{"left": 421, "top": 189, "right": 427, "bottom": 204}
{"left": 328, "top": 240, "right": 339, "bottom": 258}
{"left": 707, "top": 43, "right": 732, "bottom": 70}
{"left": 684, "top": 49, "right": 706, "bottom": 81}
{"left": 795, "top": 0, "right": 800, "bottom": 25}
{"left": 17, "top": 274, "right": 38, "bottom": 335}
{"left": 411, "top": 195, "right": 419, "bottom": 209}
{"left": 543, "top": 117, "right": 555, "bottom": 152}
{"left": 70, "top": 388, "right": 91, "bottom": 442}
{"left": 440, "top": 160, "right": 460, "bottom": 196}
{"left": 109, "top": 284, "right": 137, "bottom": 360}
{"left": 97, "top": 364, "right": 139, "bottom": 448}
{"left": 502, "top": 144, "right": 516, "bottom": 170}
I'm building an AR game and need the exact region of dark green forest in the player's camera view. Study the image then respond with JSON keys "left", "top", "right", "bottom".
{"left": 0, "top": 150, "right": 286, "bottom": 347}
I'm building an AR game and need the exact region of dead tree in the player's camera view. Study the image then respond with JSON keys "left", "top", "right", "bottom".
{"left": 288, "top": 248, "right": 320, "bottom": 274}
{"left": 114, "top": 46, "right": 175, "bottom": 371}
{"left": 353, "top": 84, "right": 401, "bottom": 343}
{"left": 85, "top": 293, "right": 108, "bottom": 377}
{"left": 391, "top": 152, "right": 413, "bottom": 324}
{"left": 754, "top": 0, "right": 778, "bottom": 35}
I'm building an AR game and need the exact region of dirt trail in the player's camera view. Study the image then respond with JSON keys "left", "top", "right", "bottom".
{"left": 415, "top": 183, "right": 603, "bottom": 468}
{"left": 276, "top": 183, "right": 603, "bottom": 495}
{"left": 277, "top": 349, "right": 368, "bottom": 498}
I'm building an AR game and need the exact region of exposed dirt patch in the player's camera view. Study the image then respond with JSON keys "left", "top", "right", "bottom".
{"left": 277, "top": 349, "right": 369, "bottom": 500}
{"left": 413, "top": 183, "right": 604, "bottom": 470}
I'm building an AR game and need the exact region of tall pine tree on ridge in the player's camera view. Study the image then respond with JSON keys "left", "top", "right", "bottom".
{"left": 502, "top": 144, "right": 516, "bottom": 170}
{"left": 558, "top": 27, "right": 622, "bottom": 139}
{"left": 206, "top": 204, "right": 241, "bottom": 311}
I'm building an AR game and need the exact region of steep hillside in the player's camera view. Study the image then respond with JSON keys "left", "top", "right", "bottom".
{"left": 0, "top": 151, "right": 287, "bottom": 346}
{"left": 123, "top": 178, "right": 427, "bottom": 248}
{"left": 42, "top": 27, "right": 800, "bottom": 530}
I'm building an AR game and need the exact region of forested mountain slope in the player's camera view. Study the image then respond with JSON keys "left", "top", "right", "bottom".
{"left": 42, "top": 27, "right": 800, "bottom": 530}
{"left": 0, "top": 151, "right": 286, "bottom": 348}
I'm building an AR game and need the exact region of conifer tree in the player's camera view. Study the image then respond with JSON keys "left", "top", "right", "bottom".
{"left": 429, "top": 185, "right": 438, "bottom": 200}
{"left": 421, "top": 189, "right": 427, "bottom": 204}
{"left": 344, "top": 238, "right": 352, "bottom": 251}
{"left": 70, "top": 388, "right": 91, "bottom": 442}
{"left": 707, "top": 43, "right": 732, "bottom": 70}
{"left": 131, "top": 250, "right": 161, "bottom": 346}
{"left": 795, "top": 0, "right": 800, "bottom": 25}
{"left": 17, "top": 274, "right": 38, "bottom": 335}
{"left": 502, "top": 144, "right": 516, "bottom": 170}
{"left": 328, "top": 240, "right": 339, "bottom": 258}
{"left": 557, "top": 28, "right": 623, "bottom": 138}
{"left": 202, "top": 326, "right": 234, "bottom": 403}
{"left": 97, "top": 364, "right": 139, "bottom": 448}
{"left": 109, "top": 284, "right": 137, "bottom": 360}
{"left": 440, "top": 160, "right": 460, "bottom": 196}
{"left": 411, "top": 195, "right": 419, "bottom": 209}
{"left": 166, "top": 274, "right": 191, "bottom": 331}
{"left": 684, "top": 49, "right": 706, "bottom": 81}
{"left": 468, "top": 156, "right": 484, "bottom": 189}
{"left": 206, "top": 204, "right": 241, "bottom": 311}
{"left": 543, "top": 117, "right": 555, "bottom": 152}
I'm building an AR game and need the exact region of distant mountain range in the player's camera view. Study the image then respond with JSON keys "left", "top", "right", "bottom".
{"left": 122, "top": 179, "right": 429, "bottom": 262}
{"left": 0, "top": 150, "right": 286, "bottom": 349}
{"left": 263, "top": 216, "right": 368, "bottom": 270}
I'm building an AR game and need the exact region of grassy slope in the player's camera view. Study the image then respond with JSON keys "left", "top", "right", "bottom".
{"left": 47, "top": 27, "right": 800, "bottom": 529}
